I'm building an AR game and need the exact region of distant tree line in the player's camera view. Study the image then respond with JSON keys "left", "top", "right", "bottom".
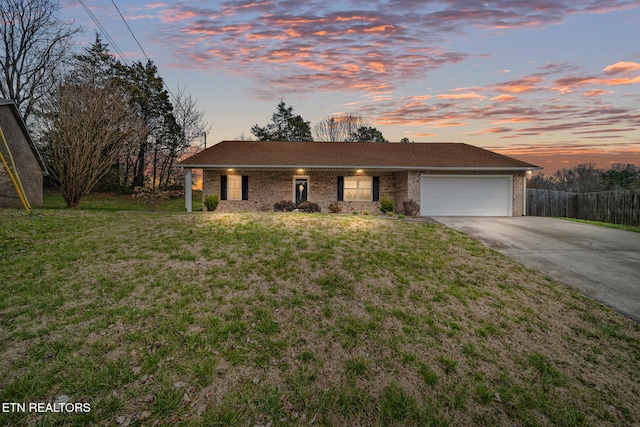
{"left": 251, "top": 101, "right": 413, "bottom": 143}
{"left": 528, "top": 163, "right": 640, "bottom": 193}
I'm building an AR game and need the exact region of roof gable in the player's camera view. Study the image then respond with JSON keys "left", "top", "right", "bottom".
{"left": 179, "top": 140, "right": 539, "bottom": 171}
{"left": 0, "top": 99, "right": 47, "bottom": 174}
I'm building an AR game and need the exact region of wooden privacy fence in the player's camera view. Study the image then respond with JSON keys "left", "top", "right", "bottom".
{"left": 527, "top": 189, "right": 640, "bottom": 226}
{"left": 527, "top": 189, "right": 576, "bottom": 218}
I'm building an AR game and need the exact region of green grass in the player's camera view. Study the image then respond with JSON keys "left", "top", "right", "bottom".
{"left": 42, "top": 189, "right": 202, "bottom": 211}
{"left": 561, "top": 217, "right": 640, "bottom": 233}
{"left": 1, "top": 202, "right": 639, "bottom": 426}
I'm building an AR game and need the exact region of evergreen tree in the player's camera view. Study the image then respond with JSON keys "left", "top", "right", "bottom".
{"left": 346, "top": 126, "right": 388, "bottom": 142}
{"left": 116, "top": 60, "right": 181, "bottom": 187}
{"left": 251, "top": 101, "right": 313, "bottom": 141}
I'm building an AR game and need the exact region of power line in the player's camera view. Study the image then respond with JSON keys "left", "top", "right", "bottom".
{"left": 110, "top": 0, "right": 150, "bottom": 63}
{"left": 77, "top": 0, "right": 130, "bottom": 65}
{"left": 79, "top": 0, "right": 206, "bottom": 134}
{"left": 109, "top": 0, "right": 178, "bottom": 103}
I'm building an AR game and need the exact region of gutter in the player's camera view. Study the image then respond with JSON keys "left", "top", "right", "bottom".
{"left": 176, "top": 164, "right": 541, "bottom": 171}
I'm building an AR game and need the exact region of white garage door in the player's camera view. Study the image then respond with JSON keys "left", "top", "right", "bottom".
{"left": 420, "top": 175, "right": 512, "bottom": 216}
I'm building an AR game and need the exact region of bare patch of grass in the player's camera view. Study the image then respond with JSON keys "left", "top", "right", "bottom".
{"left": 1, "top": 209, "right": 639, "bottom": 426}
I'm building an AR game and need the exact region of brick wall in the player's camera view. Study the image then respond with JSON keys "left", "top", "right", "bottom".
{"left": 512, "top": 172, "right": 526, "bottom": 217}
{"left": 0, "top": 105, "right": 43, "bottom": 208}
{"left": 202, "top": 169, "right": 403, "bottom": 213}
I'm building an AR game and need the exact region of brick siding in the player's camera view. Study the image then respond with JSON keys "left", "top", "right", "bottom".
{"left": 202, "top": 169, "right": 527, "bottom": 216}
{"left": 0, "top": 106, "right": 44, "bottom": 208}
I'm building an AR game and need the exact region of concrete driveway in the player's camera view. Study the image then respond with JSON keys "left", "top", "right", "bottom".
{"left": 433, "top": 216, "right": 640, "bottom": 322}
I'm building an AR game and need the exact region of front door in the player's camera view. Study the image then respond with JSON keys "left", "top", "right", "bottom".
{"left": 295, "top": 178, "right": 308, "bottom": 206}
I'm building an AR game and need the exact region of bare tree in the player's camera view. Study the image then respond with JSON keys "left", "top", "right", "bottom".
{"left": 173, "top": 86, "right": 211, "bottom": 147}
{"left": 42, "top": 79, "right": 144, "bottom": 208}
{"left": 314, "top": 114, "right": 369, "bottom": 141}
{"left": 235, "top": 132, "right": 253, "bottom": 141}
{"left": 0, "top": 0, "right": 80, "bottom": 124}
{"left": 156, "top": 85, "right": 211, "bottom": 188}
{"left": 552, "top": 163, "right": 602, "bottom": 193}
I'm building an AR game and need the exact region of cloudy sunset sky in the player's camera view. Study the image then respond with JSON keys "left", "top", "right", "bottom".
{"left": 61, "top": 0, "right": 640, "bottom": 173}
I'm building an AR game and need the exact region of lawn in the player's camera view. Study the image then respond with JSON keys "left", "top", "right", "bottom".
{"left": 40, "top": 189, "right": 203, "bottom": 212}
{"left": 561, "top": 217, "right": 640, "bottom": 233}
{"left": 1, "top": 204, "right": 639, "bottom": 426}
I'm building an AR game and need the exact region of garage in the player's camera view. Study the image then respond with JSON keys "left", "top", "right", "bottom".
{"left": 420, "top": 175, "right": 513, "bottom": 216}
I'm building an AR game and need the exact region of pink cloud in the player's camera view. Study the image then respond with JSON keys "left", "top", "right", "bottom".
{"left": 491, "top": 143, "right": 640, "bottom": 173}
{"left": 491, "top": 94, "right": 517, "bottom": 102}
{"left": 602, "top": 61, "right": 640, "bottom": 75}
{"left": 494, "top": 76, "right": 544, "bottom": 93}
{"left": 432, "top": 122, "right": 468, "bottom": 128}
{"left": 583, "top": 89, "right": 610, "bottom": 97}
{"left": 437, "top": 92, "right": 486, "bottom": 100}
{"left": 152, "top": 0, "right": 638, "bottom": 98}
{"left": 354, "top": 59, "right": 640, "bottom": 143}
{"left": 131, "top": 0, "right": 638, "bottom": 155}
{"left": 479, "top": 127, "right": 513, "bottom": 134}
{"left": 600, "top": 75, "right": 640, "bottom": 86}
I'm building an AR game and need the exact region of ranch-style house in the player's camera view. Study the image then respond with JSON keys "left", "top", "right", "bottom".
{"left": 178, "top": 140, "right": 540, "bottom": 216}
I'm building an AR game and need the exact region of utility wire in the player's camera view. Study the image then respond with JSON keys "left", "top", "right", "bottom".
{"left": 110, "top": 0, "right": 179, "bottom": 104}
{"left": 110, "top": 0, "right": 150, "bottom": 63}
{"left": 79, "top": 0, "right": 208, "bottom": 137}
{"left": 78, "top": 0, "right": 130, "bottom": 65}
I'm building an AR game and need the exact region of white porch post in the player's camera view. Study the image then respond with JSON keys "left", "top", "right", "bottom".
{"left": 185, "top": 168, "right": 193, "bottom": 212}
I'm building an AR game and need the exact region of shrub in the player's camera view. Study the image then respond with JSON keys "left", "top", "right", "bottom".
{"left": 273, "top": 200, "right": 296, "bottom": 212}
{"left": 119, "top": 186, "right": 136, "bottom": 196}
{"left": 402, "top": 199, "right": 419, "bottom": 217}
{"left": 132, "top": 187, "right": 170, "bottom": 211}
{"left": 379, "top": 195, "right": 394, "bottom": 214}
{"left": 204, "top": 194, "right": 220, "bottom": 212}
{"left": 328, "top": 202, "right": 342, "bottom": 213}
{"left": 298, "top": 201, "right": 321, "bottom": 213}
{"left": 362, "top": 210, "right": 370, "bottom": 215}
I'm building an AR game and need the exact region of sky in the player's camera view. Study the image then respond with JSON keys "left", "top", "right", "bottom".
{"left": 60, "top": 0, "right": 640, "bottom": 174}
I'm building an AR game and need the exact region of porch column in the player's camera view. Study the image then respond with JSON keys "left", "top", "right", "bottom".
{"left": 185, "top": 168, "right": 193, "bottom": 212}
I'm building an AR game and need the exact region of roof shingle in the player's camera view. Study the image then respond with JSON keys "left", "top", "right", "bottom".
{"left": 178, "top": 140, "right": 539, "bottom": 170}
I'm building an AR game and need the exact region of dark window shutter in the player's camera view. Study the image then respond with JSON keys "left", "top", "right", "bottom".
{"left": 242, "top": 176, "right": 249, "bottom": 200}
{"left": 220, "top": 175, "right": 227, "bottom": 200}
{"left": 337, "top": 176, "right": 344, "bottom": 201}
{"left": 373, "top": 176, "right": 380, "bottom": 201}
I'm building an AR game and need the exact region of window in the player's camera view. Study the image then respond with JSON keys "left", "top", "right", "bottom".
{"left": 227, "top": 175, "right": 242, "bottom": 200}
{"left": 344, "top": 176, "right": 372, "bottom": 201}
{"left": 221, "top": 175, "right": 248, "bottom": 200}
